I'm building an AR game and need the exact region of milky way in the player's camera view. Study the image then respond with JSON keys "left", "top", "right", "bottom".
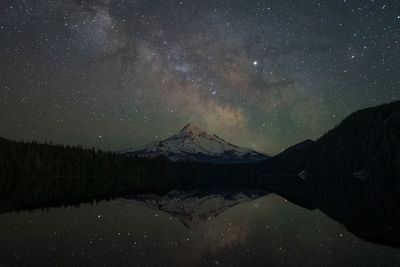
{"left": 0, "top": 0, "right": 399, "bottom": 154}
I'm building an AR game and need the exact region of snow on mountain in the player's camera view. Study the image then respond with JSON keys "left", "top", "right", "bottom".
{"left": 121, "top": 124, "right": 269, "bottom": 163}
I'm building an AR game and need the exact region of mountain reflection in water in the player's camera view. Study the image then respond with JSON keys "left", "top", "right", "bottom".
{"left": 0, "top": 192, "right": 399, "bottom": 267}
{"left": 0, "top": 175, "right": 399, "bottom": 266}
{"left": 125, "top": 188, "right": 269, "bottom": 227}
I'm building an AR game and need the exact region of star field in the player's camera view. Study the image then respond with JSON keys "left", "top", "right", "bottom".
{"left": 0, "top": 0, "right": 399, "bottom": 154}
{"left": 0, "top": 195, "right": 399, "bottom": 266}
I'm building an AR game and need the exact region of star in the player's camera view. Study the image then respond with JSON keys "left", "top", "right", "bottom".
{"left": 0, "top": 0, "right": 398, "bottom": 155}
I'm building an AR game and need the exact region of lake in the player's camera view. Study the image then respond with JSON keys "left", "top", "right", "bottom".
{"left": 0, "top": 189, "right": 399, "bottom": 267}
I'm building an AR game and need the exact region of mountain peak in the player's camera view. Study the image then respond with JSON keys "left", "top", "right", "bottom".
{"left": 123, "top": 124, "right": 270, "bottom": 163}
{"left": 179, "top": 123, "right": 205, "bottom": 136}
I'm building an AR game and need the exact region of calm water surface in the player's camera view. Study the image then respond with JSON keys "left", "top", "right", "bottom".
{"left": 0, "top": 193, "right": 399, "bottom": 267}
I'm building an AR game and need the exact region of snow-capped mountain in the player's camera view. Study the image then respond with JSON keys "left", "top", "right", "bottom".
{"left": 122, "top": 124, "right": 269, "bottom": 163}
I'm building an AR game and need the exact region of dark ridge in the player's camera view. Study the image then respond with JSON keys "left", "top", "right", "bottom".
{"left": 0, "top": 137, "right": 10, "bottom": 143}
{"left": 260, "top": 101, "right": 400, "bottom": 175}
{"left": 276, "top": 139, "right": 315, "bottom": 158}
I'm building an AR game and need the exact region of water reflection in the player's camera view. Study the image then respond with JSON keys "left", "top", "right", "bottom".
{"left": 126, "top": 187, "right": 269, "bottom": 227}
{"left": 0, "top": 174, "right": 400, "bottom": 266}
{"left": 0, "top": 193, "right": 399, "bottom": 267}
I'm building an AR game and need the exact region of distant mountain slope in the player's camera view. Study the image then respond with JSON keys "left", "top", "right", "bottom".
{"left": 122, "top": 124, "right": 269, "bottom": 164}
{"left": 1, "top": 101, "right": 399, "bottom": 176}
{"left": 0, "top": 137, "right": 10, "bottom": 144}
{"left": 276, "top": 139, "right": 314, "bottom": 158}
{"left": 264, "top": 101, "right": 400, "bottom": 174}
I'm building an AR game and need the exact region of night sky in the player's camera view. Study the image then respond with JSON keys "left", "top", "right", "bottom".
{"left": 1, "top": 0, "right": 399, "bottom": 154}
